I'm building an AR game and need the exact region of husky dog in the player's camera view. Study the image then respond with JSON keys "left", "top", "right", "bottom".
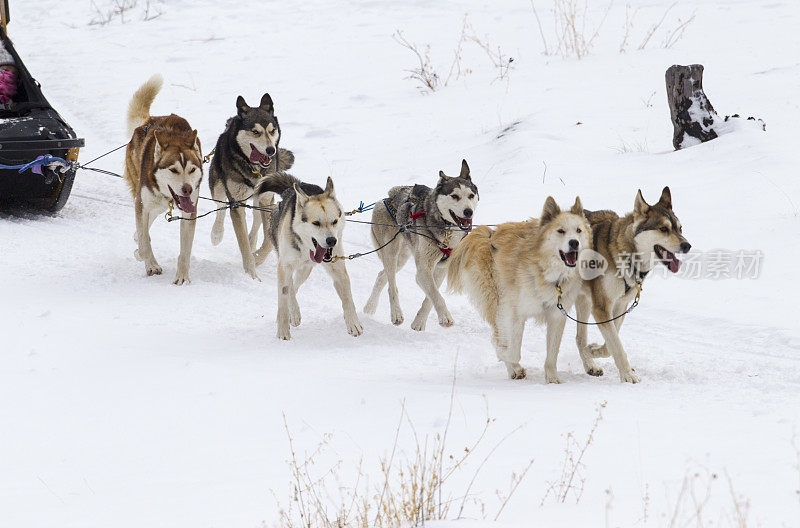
{"left": 364, "top": 160, "right": 478, "bottom": 331}
{"left": 574, "top": 187, "right": 691, "bottom": 383}
{"left": 256, "top": 173, "right": 363, "bottom": 340}
{"left": 448, "top": 197, "right": 591, "bottom": 382}
{"left": 123, "top": 74, "right": 202, "bottom": 285}
{"left": 208, "top": 94, "right": 294, "bottom": 280}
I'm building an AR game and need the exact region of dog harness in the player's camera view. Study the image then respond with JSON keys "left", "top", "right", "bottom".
{"left": 383, "top": 187, "right": 452, "bottom": 261}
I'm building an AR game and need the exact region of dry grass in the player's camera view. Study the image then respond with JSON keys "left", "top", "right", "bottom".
{"left": 89, "top": 0, "right": 163, "bottom": 26}
{"left": 394, "top": 14, "right": 513, "bottom": 93}
{"left": 541, "top": 401, "right": 606, "bottom": 505}
{"left": 274, "top": 363, "right": 533, "bottom": 527}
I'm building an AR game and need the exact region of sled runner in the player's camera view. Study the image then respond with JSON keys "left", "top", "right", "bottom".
{"left": 0, "top": 1, "right": 84, "bottom": 212}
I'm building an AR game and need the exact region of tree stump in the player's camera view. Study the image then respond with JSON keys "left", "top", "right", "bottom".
{"left": 665, "top": 64, "right": 718, "bottom": 150}
{"left": 665, "top": 64, "right": 765, "bottom": 150}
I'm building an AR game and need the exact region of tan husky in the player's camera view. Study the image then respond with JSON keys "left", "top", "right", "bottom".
{"left": 448, "top": 197, "right": 591, "bottom": 382}
{"left": 574, "top": 186, "right": 691, "bottom": 383}
{"left": 123, "top": 74, "right": 203, "bottom": 285}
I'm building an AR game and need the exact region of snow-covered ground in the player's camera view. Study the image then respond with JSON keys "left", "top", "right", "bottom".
{"left": 2, "top": 1, "right": 799, "bottom": 526}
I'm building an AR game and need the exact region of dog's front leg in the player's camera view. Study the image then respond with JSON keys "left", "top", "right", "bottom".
{"left": 594, "top": 308, "right": 639, "bottom": 383}
{"left": 544, "top": 311, "right": 567, "bottom": 384}
{"left": 276, "top": 261, "right": 294, "bottom": 340}
{"left": 323, "top": 260, "right": 363, "bottom": 337}
{"left": 134, "top": 198, "right": 162, "bottom": 276}
{"left": 411, "top": 263, "right": 448, "bottom": 331}
{"left": 575, "top": 294, "right": 603, "bottom": 376}
{"left": 289, "top": 265, "right": 313, "bottom": 327}
{"left": 254, "top": 193, "right": 275, "bottom": 266}
{"left": 411, "top": 257, "right": 453, "bottom": 331}
{"left": 174, "top": 210, "right": 197, "bottom": 285}
{"left": 493, "top": 305, "right": 526, "bottom": 379}
{"left": 230, "top": 206, "right": 260, "bottom": 281}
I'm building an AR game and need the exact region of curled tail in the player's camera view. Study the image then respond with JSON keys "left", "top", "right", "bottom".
{"left": 126, "top": 74, "right": 163, "bottom": 137}
{"left": 447, "top": 226, "right": 499, "bottom": 326}
{"left": 276, "top": 148, "right": 295, "bottom": 171}
{"left": 256, "top": 172, "right": 323, "bottom": 197}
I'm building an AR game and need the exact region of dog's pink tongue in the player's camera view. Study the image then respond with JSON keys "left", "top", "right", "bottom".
{"left": 249, "top": 144, "right": 269, "bottom": 164}
{"left": 177, "top": 194, "right": 196, "bottom": 214}
{"left": 665, "top": 250, "right": 681, "bottom": 273}
{"left": 310, "top": 244, "right": 326, "bottom": 263}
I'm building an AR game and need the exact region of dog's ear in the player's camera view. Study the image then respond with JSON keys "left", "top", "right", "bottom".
{"left": 570, "top": 196, "right": 583, "bottom": 215}
{"left": 192, "top": 129, "right": 203, "bottom": 158}
{"left": 438, "top": 170, "right": 448, "bottom": 181}
{"left": 540, "top": 196, "right": 560, "bottom": 225}
{"left": 236, "top": 95, "right": 249, "bottom": 115}
{"left": 459, "top": 159, "right": 471, "bottom": 180}
{"left": 294, "top": 183, "right": 309, "bottom": 206}
{"left": 634, "top": 189, "right": 650, "bottom": 217}
{"left": 153, "top": 130, "right": 166, "bottom": 159}
{"left": 259, "top": 93, "right": 274, "bottom": 113}
{"left": 324, "top": 176, "right": 336, "bottom": 197}
{"left": 656, "top": 186, "right": 672, "bottom": 209}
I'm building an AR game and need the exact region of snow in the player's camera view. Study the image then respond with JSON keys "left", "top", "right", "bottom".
{"left": 1, "top": 0, "right": 799, "bottom": 527}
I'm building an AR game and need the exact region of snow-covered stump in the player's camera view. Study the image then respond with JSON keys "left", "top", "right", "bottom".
{"left": 665, "top": 64, "right": 765, "bottom": 150}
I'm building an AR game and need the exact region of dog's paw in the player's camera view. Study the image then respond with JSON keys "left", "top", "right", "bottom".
{"left": 210, "top": 225, "right": 224, "bottom": 246}
{"left": 289, "top": 307, "right": 301, "bottom": 327}
{"left": 363, "top": 299, "right": 378, "bottom": 316}
{"left": 545, "top": 371, "right": 563, "bottom": 384}
{"left": 588, "top": 343, "right": 610, "bottom": 358}
{"left": 173, "top": 273, "right": 190, "bottom": 286}
{"left": 346, "top": 317, "right": 364, "bottom": 337}
{"left": 145, "top": 261, "right": 162, "bottom": 276}
{"left": 619, "top": 368, "right": 640, "bottom": 383}
{"left": 506, "top": 363, "right": 527, "bottom": 379}
{"left": 277, "top": 325, "right": 292, "bottom": 341}
{"left": 586, "top": 366, "right": 604, "bottom": 377}
{"left": 410, "top": 317, "right": 427, "bottom": 332}
{"left": 245, "top": 267, "right": 262, "bottom": 282}
{"left": 438, "top": 312, "right": 455, "bottom": 328}
{"left": 390, "top": 307, "right": 404, "bottom": 326}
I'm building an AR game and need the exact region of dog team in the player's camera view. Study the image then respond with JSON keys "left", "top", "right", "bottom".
{"left": 122, "top": 74, "right": 691, "bottom": 384}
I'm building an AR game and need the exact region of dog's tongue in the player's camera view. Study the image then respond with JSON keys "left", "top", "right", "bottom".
{"left": 310, "top": 244, "right": 327, "bottom": 263}
{"left": 249, "top": 144, "right": 270, "bottom": 165}
{"left": 663, "top": 249, "right": 681, "bottom": 273}
{"left": 177, "top": 194, "right": 196, "bottom": 214}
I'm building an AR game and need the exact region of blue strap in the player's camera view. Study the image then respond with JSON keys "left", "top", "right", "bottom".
{"left": 0, "top": 154, "right": 70, "bottom": 175}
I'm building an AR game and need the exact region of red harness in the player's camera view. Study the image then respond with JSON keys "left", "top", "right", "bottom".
{"left": 409, "top": 210, "right": 452, "bottom": 258}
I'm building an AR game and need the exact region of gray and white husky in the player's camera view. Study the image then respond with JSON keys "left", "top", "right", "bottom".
{"left": 257, "top": 173, "right": 363, "bottom": 340}
{"left": 364, "top": 160, "right": 479, "bottom": 331}
{"left": 208, "top": 94, "right": 294, "bottom": 280}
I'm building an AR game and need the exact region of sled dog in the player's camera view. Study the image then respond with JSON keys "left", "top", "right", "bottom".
{"left": 208, "top": 94, "right": 294, "bottom": 280}
{"left": 123, "top": 74, "right": 202, "bottom": 285}
{"left": 448, "top": 197, "right": 591, "bottom": 382}
{"left": 574, "top": 187, "right": 691, "bottom": 383}
{"left": 364, "top": 160, "right": 479, "bottom": 331}
{"left": 256, "top": 173, "right": 363, "bottom": 340}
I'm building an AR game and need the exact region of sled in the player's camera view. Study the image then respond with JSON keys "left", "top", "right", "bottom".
{"left": 0, "top": 0, "right": 84, "bottom": 212}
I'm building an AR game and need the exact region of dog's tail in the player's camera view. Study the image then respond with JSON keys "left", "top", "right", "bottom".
{"left": 447, "top": 226, "right": 499, "bottom": 325}
{"left": 276, "top": 148, "right": 295, "bottom": 172}
{"left": 257, "top": 172, "right": 323, "bottom": 197}
{"left": 126, "top": 74, "right": 163, "bottom": 137}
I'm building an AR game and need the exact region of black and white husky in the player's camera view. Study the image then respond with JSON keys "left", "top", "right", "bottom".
{"left": 363, "top": 160, "right": 479, "bottom": 331}
{"left": 257, "top": 173, "right": 363, "bottom": 340}
{"left": 208, "top": 94, "right": 294, "bottom": 280}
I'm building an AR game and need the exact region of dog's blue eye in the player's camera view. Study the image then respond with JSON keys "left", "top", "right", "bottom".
{"left": 252, "top": 130, "right": 261, "bottom": 136}
{"left": 576, "top": 228, "right": 581, "bottom": 233}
